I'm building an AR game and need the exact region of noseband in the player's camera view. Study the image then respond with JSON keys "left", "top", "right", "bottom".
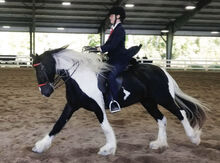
{"left": 33, "top": 61, "right": 79, "bottom": 90}
{"left": 33, "top": 63, "right": 51, "bottom": 87}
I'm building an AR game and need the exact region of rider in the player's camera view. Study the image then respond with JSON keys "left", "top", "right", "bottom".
{"left": 97, "top": 6, "right": 141, "bottom": 113}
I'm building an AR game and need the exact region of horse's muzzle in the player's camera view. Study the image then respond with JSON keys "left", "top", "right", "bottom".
{"left": 39, "top": 84, "right": 54, "bottom": 97}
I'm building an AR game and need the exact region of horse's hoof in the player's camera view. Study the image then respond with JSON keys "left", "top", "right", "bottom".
{"left": 190, "top": 134, "right": 201, "bottom": 145}
{"left": 190, "top": 129, "right": 201, "bottom": 145}
{"left": 32, "top": 140, "right": 51, "bottom": 153}
{"left": 149, "top": 140, "right": 168, "bottom": 150}
{"left": 32, "top": 146, "right": 42, "bottom": 153}
{"left": 187, "top": 128, "right": 201, "bottom": 145}
{"left": 32, "top": 135, "right": 53, "bottom": 153}
{"left": 32, "top": 143, "right": 45, "bottom": 153}
{"left": 32, "top": 141, "right": 51, "bottom": 153}
{"left": 98, "top": 145, "right": 116, "bottom": 156}
{"left": 191, "top": 137, "right": 201, "bottom": 145}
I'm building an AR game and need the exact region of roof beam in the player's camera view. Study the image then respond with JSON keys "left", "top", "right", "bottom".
{"left": 167, "top": 0, "right": 212, "bottom": 33}
{"left": 98, "top": 0, "right": 127, "bottom": 33}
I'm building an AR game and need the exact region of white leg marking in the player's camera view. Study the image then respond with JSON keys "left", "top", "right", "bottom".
{"left": 150, "top": 117, "right": 168, "bottom": 149}
{"left": 98, "top": 114, "right": 117, "bottom": 156}
{"left": 180, "top": 110, "right": 201, "bottom": 145}
{"left": 122, "top": 87, "right": 130, "bottom": 100}
{"left": 32, "top": 134, "right": 54, "bottom": 153}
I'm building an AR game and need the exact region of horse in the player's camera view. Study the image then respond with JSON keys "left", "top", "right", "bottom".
{"left": 31, "top": 46, "right": 207, "bottom": 155}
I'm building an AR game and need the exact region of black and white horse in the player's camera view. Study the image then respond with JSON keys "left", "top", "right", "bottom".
{"left": 31, "top": 46, "right": 207, "bottom": 155}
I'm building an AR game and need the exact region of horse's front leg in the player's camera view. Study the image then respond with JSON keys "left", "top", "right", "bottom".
{"left": 90, "top": 101, "right": 116, "bottom": 156}
{"left": 32, "top": 103, "right": 78, "bottom": 153}
{"left": 85, "top": 96, "right": 117, "bottom": 156}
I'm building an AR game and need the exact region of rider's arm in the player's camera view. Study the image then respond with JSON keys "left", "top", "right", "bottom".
{"left": 100, "top": 26, "right": 125, "bottom": 53}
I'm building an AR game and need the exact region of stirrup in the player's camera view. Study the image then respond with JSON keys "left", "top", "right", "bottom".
{"left": 109, "top": 100, "right": 121, "bottom": 113}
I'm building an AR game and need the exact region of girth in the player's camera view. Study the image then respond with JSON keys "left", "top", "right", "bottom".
{"left": 97, "top": 73, "right": 123, "bottom": 95}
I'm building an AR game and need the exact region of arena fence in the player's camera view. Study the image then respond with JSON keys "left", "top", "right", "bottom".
{"left": 0, "top": 55, "right": 220, "bottom": 71}
{"left": 0, "top": 55, "right": 32, "bottom": 68}
{"left": 138, "top": 59, "right": 220, "bottom": 71}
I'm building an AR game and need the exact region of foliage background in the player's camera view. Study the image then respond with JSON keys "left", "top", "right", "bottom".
{"left": 0, "top": 32, "right": 220, "bottom": 60}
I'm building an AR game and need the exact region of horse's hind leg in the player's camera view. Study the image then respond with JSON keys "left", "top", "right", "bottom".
{"left": 32, "top": 103, "right": 78, "bottom": 153}
{"left": 141, "top": 99, "right": 168, "bottom": 149}
{"left": 161, "top": 101, "right": 201, "bottom": 145}
{"left": 180, "top": 110, "right": 201, "bottom": 145}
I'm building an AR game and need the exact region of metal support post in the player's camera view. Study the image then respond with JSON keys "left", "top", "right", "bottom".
{"left": 100, "top": 26, "right": 105, "bottom": 45}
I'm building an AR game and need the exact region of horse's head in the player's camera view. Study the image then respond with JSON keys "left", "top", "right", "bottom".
{"left": 31, "top": 46, "right": 68, "bottom": 97}
{"left": 31, "top": 52, "right": 55, "bottom": 97}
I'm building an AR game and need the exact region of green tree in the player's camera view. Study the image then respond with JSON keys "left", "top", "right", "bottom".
{"left": 148, "top": 36, "right": 166, "bottom": 59}
{"left": 88, "top": 34, "right": 100, "bottom": 47}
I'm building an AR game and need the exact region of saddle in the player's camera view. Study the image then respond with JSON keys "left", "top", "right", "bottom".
{"left": 98, "top": 73, "right": 122, "bottom": 94}
{"left": 97, "top": 70, "right": 123, "bottom": 107}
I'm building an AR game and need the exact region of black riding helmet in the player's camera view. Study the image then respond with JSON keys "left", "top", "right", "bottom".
{"left": 108, "top": 6, "right": 126, "bottom": 23}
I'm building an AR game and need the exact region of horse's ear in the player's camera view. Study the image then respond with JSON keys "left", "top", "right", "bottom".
{"left": 30, "top": 53, "right": 35, "bottom": 59}
{"left": 30, "top": 53, "right": 39, "bottom": 59}
{"left": 62, "top": 44, "right": 69, "bottom": 49}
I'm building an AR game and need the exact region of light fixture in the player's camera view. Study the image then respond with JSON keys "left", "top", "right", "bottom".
{"left": 211, "top": 31, "right": 219, "bottom": 34}
{"left": 185, "top": 5, "right": 196, "bottom": 10}
{"left": 125, "top": 4, "right": 135, "bottom": 8}
{"left": 2, "top": 26, "right": 10, "bottom": 29}
{"left": 62, "top": 2, "right": 71, "bottom": 6}
{"left": 161, "top": 29, "right": 169, "bottom": 33}
{"left": 0, "top": 0, "right": 5, "bottom": 3}
{"left": 57, "top": 27, "right": 65, "bottom": 30}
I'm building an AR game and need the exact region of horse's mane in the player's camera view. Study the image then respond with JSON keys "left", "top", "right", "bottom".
{"left": 52, "top": 47, "right": 111, "bottom": 74}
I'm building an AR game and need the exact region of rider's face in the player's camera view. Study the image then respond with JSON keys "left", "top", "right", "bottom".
{"left": 109, "top": 14, "right": 116, "bottom": 24}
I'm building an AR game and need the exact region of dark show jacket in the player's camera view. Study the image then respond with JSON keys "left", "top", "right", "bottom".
{"left": 101, "top": 23, "right": 127, "bottom": 65}
{"left": 101, "top": 23, "right": 142, "bottom": 65}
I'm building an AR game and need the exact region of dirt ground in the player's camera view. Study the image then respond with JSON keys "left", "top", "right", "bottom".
{"left": 0, "top": 68, "right": 220, "bottom": 163}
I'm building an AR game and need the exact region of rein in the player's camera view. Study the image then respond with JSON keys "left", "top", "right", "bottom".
{"left": 53, "top": 61, "right": 79, "bottom": 89}
{"left": 33, "top": 61, "right": 79, "bottom": 90}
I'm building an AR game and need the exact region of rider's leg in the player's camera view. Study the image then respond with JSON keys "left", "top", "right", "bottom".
{"left": 107, "top": 64, "right": 126, "bottom": 113}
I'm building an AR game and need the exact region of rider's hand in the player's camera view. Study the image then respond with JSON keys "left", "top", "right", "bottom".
{"left": 97, "top": 47, "right": 102, "bottom": 52}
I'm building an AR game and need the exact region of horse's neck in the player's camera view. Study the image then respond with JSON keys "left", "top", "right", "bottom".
{"left": 54, "top": 56, "right": 73, "bottom": 72}
{"left": 54, "top": 56, "right": 98, "bottom": 87}
{"left": 71, "top": 65, "right": 96, "bottom": 80}
{"left": 68, "top": 65, "right": 102, "bottom": 101}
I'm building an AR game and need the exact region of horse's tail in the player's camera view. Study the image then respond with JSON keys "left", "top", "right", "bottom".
{"left": 165, "top": 71, "right": 208, "bottom": 129}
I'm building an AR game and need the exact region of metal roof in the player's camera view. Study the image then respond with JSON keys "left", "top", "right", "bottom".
{"left": 0, "top": 0, "right": 219, "bottom": 36}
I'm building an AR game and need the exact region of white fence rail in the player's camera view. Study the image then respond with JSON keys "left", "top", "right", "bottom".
{"left": 0, "top": 55, "right": 32, "bottom": 67}
{"left": 138, "top": 59, "right": 220, "bottom": 71}
{"left": 0, "top": 55, "right": 220, "bottom": 71}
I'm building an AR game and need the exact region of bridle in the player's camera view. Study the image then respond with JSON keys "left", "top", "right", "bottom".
{"left": 33, "top": 61, "right": 79, "bottom": 90}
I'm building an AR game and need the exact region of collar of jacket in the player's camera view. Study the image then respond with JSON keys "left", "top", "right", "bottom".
{"left": 111, "top": 22, "right": 121, "bottom": 30}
